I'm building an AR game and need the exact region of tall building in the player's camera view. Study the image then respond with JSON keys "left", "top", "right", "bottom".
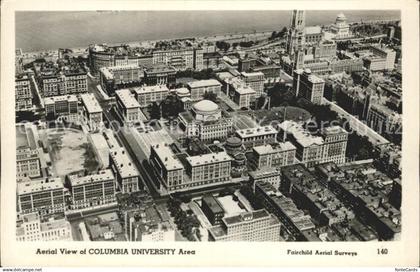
{"left": 240, "top": 71, "right": 265, "bottom": 97}
{"left": 67, "top": 169, "right": 116, "bottom": 210}
{"left": 149, "top": 144, "right": 185, "bottom": 193}
{"left": 15, "top": 74, "right": 33, "bottom": 111}
{"left": 16, "top": 147, "right": 42, "bottom": 179}
{"left": 293, "top": 68, "right": 325, "bottom": 104}
{"left": 224, "top": 77, "right": 256, "bottom": 108}
{"left": 278, "top": 121, "right": 348, "bottom": 167}
{"left": 143, "top": 65, "right": 177, "bottom": 86}
{"left": 134, "top": 85, "right": 169, "bottom": 107}
{"left": 201, "top": 195, "right": 225, "bottom": 226}
{"left": 287, "top": 10, "right": 306, "bottom": 56}
{"left": 80, "top": 93, "right": 103, "bottom": 131}
{"left": 115, "top": 89, "right": 142, "bottom": 124}
{"left": 16, "top": 213, "right": 72, "bottom": 241}
{"left": 208, "top": 209, "right": 281, "bottom": 241}
{"left": 366, "top": 103, "right": 401, "bottom": 134}
{"left": 235, "top": 126, "right": 278, "bottom": 148}
{"left": 109, "top": 147, "right": 141, "bottom": 193}
{"left": 251, "top": 142, "right": 296, "bottom": 170}
{"left": 34, "top": 61, "right": 87, "bottom": 97}
{"left": 152, "top": 47, "right": 203, "bottom": 70}
{"left": 178, "top": 100, "right": 233, "bottom": 142}
{"left": 17, "top": 177, "right": 66, "bottom": 215}
{"left": 44, "top": 95, "right": 78, "bottom": 122}
{"left": 184, "top": 152, "right": 232, "bottom": 189}
{"left": 249, "top": 168, "right": 282, "bottom": 191}
{"left": 99, "top": 65, "right": 143, "bottom": 95}
{"left": 187, "top": 79, "right": 222, "bottom": 101}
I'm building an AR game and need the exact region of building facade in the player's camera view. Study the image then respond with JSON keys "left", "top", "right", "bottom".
{"left": 80, "top": 93, "right": 103, "bottom": 131}
{"left": 187, "top": 79, "right": 222, "bottom": 101}
{"left": 15, "top": 75, "right": 33, "bottom": 111}
{"left": 16, "top": 213, "right": 72, "bottom": 241}
{"left": 115, "top": 89, "right": 142, "bottom": 124}
{"left": 251, "top": 142, "right": 296, "bottom": 170}
{"left": 208, "top": 209, "right": 281, "bottom": 241}
{"left": 17, "top": 177, "right": 66, "bottom": 215}
{"left": 293, "top": 68, "right": 325, "bottom": 105}
{"left": 109, "top": 147, "right": 141, "bottom": 193}
{"left": 240, "top": 71, "right": 265, "bottom": 97}
{"left": 67, "top": 170, "right": 116, "bottom": 210}
{"left": 134, "top": 85, "right": 169, "bottom": 107}
{"left": 44, "top": 95, "right": 79, "bottom": 122}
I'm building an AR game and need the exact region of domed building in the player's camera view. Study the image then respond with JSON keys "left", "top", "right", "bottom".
{"left": 178, "top": 100, "right": 233, "bottom": 142}
{"left": 330, "top": 12, "right": 351, "bottom": 39}
{"left": 192, "top": 100, "right": 222, "bottom": 122}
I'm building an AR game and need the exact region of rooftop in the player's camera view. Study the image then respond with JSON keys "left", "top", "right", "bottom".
{"left": 186, "top": 151, "right": 232, "bottom": 166}
{"left": 202, "top": 195, "right": 224, "bottom": 214}
{"left": 18, "top": 177, "right": 64, "bottom": 195}
{"left": 115, "top": 89, "right": 140, "bottom": 109}
{"left": 69, "top": 169, "right": 114, "bottom": 187}
{"left": 305, "top": 26, "right": 322, "bottom": 35}
{"left": 80, "top": 93, "right": 102, "bottom": 113}
{"left": 193, "top": 100, "right": 219, "bottom": 113}
{"left": 151, "top": 144, "right": 184, "bottom": 171}
{"left": 44, "top": 94, "right": 78, "bottom": 105}
{"left": 236, "top": 125, "right": 277, "bottom": 139}
{"left": 134, "top": 85, "right": 169, "bottom": 95}
{"left": 252, "top": 142, "right": 296, "bottom": 155}
{"left": 109, "top": 147, "right": 139, "bottom": 178}
{"left": 187, "top": 79, "right": 222, "bottom": 89}
{"left": 223, "top": 209, "right": 272, "bottom": 226}
{"left": 279, "top": 120, "right": 324, "bottom": 147}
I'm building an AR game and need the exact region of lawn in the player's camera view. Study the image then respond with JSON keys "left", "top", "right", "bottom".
{"left": 46, "top": 129, "right": 99, "bottom": 177}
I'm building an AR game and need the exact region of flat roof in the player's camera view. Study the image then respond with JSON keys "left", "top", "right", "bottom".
{"left": 253, "top": 142, "right": 296, "bottom": 155}
{"left": 236, "top": 126, "right": 277, "bottom": 139}
{"left": 249, "top": 167, "right": 281, "bottom": 179}
{"left": 151, "top": 144, "right": 184, "bottom": 171}
{"left": 134, "top": 85, "right": 169, "bottom": 95}
{"left": 187, "top": 79, "right": 222, "bottom": 89}
{"left": 305, "top": 26, "right": 322, "bottom": 35}
{"left": 223, "top": 209, "right": 270, "bottom": 226}
{"left": 186, "top": 151, "right": 231, "bottom": 166}
{"left": 217, "top": 195, "right": 246, "bottom": 215}
{"left": 241, "top": 71, "right": 265, "bottom": 77}
{"left": 44, "top": 94, "right": 78, "bottom": 105}
{"left": 69, "top": 169, "right": 114, "bottom": 187}
{"left": 109, "top": 147, "right": 139, "bottom": 178}
{"left": 80, "top": 93, "right": 102, "bottom": 113}
{"left": 115, "top": 89, "right": 140, "bottom": 109}
{"left": 279, "top": 121, "right": 324, "bottom": 147}
{"left": 202, "top": 195, "right": 224, "bottom": 214}
{"left": 18, "top": 177, "right": 63, "bottom": 195}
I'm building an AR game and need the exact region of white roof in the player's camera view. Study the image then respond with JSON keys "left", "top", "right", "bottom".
{"left": 186, "top": 152, "right": 232, "bottom": 166}
{"left": 253, "top": 142, "right": 296, "bottom": 155}
{"left": 279, "top": 120, "right": 324, "bottom": 147}
{"left": 99, "top": 67, "right": 114, "bottom": 80}
{"left": 69, "top": 169, "right": 114, "bottom": 187}
{"left": 115, "top": 89, "right": 140, "bottom": 109}
{"left": 18, "top": 177, "right": 63, "bottom": 195}
{"left": 151, "top": 144, "right": 184, "bottom": 171}
{"left": 241, "top": 71, "right": 265, "bottom": 78}
{"left": 80, "top": 93, "right": 102, "bottom": 113}
{"left": 236, "top": 126, "right": 277, "bottom": 139}
{"left": 44, "top": 94, "right": 77, "bottom": 105}
{"left": 134, "top": 85, "right": 169, "bottom": 95}
{"left": 187, "top": 79, "right": 222, "bottom": 89}
{"left": 109, "top": 147, "right": 139, "bottom": 178}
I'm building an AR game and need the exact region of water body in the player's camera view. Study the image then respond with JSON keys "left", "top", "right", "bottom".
{"left": 16, "top": 10, "right": 400, "bottom": 52}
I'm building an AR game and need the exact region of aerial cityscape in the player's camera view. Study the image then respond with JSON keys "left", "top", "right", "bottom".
{"left": 15, "top": 10, "right": 402, "bottom": 242}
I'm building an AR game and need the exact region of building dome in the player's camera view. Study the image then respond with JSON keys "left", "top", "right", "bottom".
{"left": 193, "top": 100, "right": 219, "bottom": 114}
{"left": 336, "top": 12, "right": 347, "bottom": 22}
{"left": 226, "top": 136, "right": 242, "bottom": 148}
{"left": 176, "top": 87, "right": 190, "bottom": 97}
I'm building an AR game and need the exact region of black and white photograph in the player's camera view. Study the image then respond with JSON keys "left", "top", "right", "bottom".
{"left": 1, "top": 0, "right": 419, "bottom": 268}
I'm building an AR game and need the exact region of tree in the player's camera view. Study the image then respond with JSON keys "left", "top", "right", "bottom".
{"left": 161, "top": 95, "right": 184, "bottom": 119}
{"left": 202, "top": 91, "right": 217, "bottom": 102}
{"left": 149, "top": 102, "right": 161, "bottom": 120}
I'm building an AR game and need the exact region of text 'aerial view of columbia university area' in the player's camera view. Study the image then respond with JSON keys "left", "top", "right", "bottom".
{"left": 15, "top": 10, "right": 403, "bottom": 243}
